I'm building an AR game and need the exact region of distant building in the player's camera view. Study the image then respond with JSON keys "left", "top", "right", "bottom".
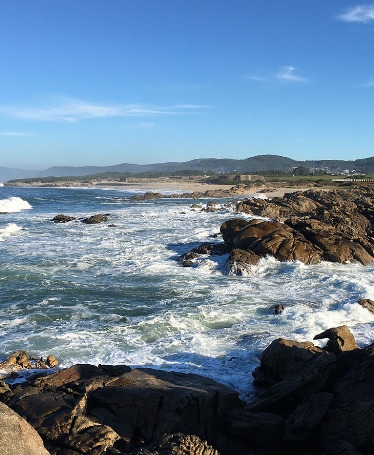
{"left": 218, "top": 174, "right": 264, "bottom": 182}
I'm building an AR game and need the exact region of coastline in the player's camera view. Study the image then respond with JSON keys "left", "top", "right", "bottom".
{"left": 4, "top": 176, "right": 338, "bottom": 198}
{"left": 94, "top": 180, "right": 327, "bottom": 198}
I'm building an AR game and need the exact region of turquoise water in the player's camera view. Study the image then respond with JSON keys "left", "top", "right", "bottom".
{"left": 1, "top": 186, "right": 374, "bottom": 399}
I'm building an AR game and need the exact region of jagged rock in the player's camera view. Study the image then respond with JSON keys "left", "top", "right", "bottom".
{"left": 322, "top": 440, "right": 363, "bottom": 455}
{"left": 286, "top": 218, "right": 374, "bottom": 265}
{"left": 46, "top": 355, "right": 59, "bottom": 368}
{"left": 250, "top": 350, "right": 336, "bottom": 414}
{"left": 228, "top": 188, "right": 374, "bottom": 267}
{"left": 221, "top": 219, "right": 323, "bottom": 265}
{"left": 313, "top": 325, "right": 360, "bottom": 354}
{"left": 0, "top": 350, "right": 31, "bottom": 369}
{"left": 358, "top": 298, "right": 374, "bottom": 314}
{"left": 252, "top": 338, "right": 324, "bottom": 387}
{"left": 3, "top": 324, "right": 374, "bottom": 455}
{"left": 82, "top": 214, "right": 109, "bottom": 224}
{"left": 130, "top": 191, "right": 163, "bottom": 201}
{"left": 51, "top": 214, "right": 76, "bottom": 223}
{"left": 0, "top": 402, "right": 50, "bottom": 455}
{"left": 0, "top": 351, "right": 59, "bottom": 380}
{"left": 225, "top": 248, "right": 261, "bottom": 275}
{"left": 220, "top": 218, "right": 253, "bottom": 248}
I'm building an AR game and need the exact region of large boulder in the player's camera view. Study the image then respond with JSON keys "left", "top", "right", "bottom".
{"left": 0, "top": 402, "right": 50, "bottom": 455}
{"left": 226, "top": 219, "right": 323, "bottom": 264}
{"left": 252, "top": 338, "right": 324, "bottom": 387}
{"left": 82, "top": 214, "right": 109, "bottom": 224}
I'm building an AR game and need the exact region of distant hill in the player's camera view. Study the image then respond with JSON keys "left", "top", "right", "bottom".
{"left": 2, "top": 154, "right": 374, "bottom": 182}
{"left": 0, "top": 166, "right": 40, "bottom": 182}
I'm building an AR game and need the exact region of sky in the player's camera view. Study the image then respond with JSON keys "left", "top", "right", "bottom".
{"left": 1, "top": 1, "right": 374, "bottom": 169}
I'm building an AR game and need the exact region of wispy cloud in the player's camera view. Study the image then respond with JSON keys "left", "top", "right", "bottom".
{"left": 338, "top": 4, "right": 374, "bottom": 23}
{"left": 0, "top": 131, "right": 31, "bottom": 137}
{"left": 276, "top": 66, "right": 308, "bottom": 82}
{"left": 363, "top": 79, "right": 374, "bottom": 86}
{"left": 248, "top": 66, "right": 308, "bottom": 83}
{"left": 0, "top": 97, "right": 207, "bottom": 123}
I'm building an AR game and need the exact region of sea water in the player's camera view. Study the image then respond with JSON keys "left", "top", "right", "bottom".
{"left": 0, "top": 186, "right": 374, "bottom": 400}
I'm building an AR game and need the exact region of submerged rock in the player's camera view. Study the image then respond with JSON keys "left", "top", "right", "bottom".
{"left": 51, "top": 214, "right": 76, "bottom": 223}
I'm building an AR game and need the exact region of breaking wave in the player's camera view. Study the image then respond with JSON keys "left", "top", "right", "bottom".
{"left": 0, "top": 196, "right": 32, "bottom": 212}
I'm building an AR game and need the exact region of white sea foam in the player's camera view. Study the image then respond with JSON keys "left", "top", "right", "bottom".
{"left": 0, "top": 196, "right": 32, "bottom": 212}
{"left": 0, "top": 223, "right": 23, "bottom": 242}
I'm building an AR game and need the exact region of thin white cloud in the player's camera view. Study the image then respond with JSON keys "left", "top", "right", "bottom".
{"left": 363, "top": 79, "right": 374, "bottom": 86}
{"left": 0, "top": 97, "right": 207, "bottom": 123}
{"left": 338, "top": 4, "right": 374, "bottom": 23}
{"left": 248, "top": 66, "right": 308, "bottom": 84}
{"left": 0, "top": 131, "right": 31, "bottom": 137}
{"left": 276, "top": 66, "right": 308, "bottom": 83}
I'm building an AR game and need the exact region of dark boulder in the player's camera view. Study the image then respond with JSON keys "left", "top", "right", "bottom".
{"left": 222, "top": 219, "right": 323, "bottom": 265}
{"left": 51, "top": 214, "right": 76, "bottom": 223}
{"left": 82, "top": 214, "right": 109, "bottom": 224}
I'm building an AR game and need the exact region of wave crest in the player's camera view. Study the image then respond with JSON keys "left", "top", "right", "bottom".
{"left": 0, "top": 196, "right": 32, "bottom": 212}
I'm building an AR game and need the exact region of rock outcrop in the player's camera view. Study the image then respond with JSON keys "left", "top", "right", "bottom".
{"left": 51, "top": 214, "right": 110, "bottom": 224}
{"left": 82, "top": 213, "right": 109, "bottom": 224}
{"left": 2, "top": 364, "right": 244, "bottom": 455}
{"left": 180, "top": 188, "right": 374, "bottom": 271}
{"left": 130, "top": 185, "right": 254, "bottom": 201}
{"left": 2, "top": 325, "right": 374, "bottom": 454}
{"left": 51, "top": 214, "right": 76, "bottom": 223}
{"left": 0, "top": 350, "right": 58, "bottom": 380}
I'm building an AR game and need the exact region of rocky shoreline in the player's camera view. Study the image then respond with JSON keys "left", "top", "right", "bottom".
{"left": 2, "top": 187, "right": 374, "bottom": 454}
{"left": 1, "top": 324, "right": 374, "bottom": 454}
{"left": 180, "top": 187, "right": 374, "bottom": 273}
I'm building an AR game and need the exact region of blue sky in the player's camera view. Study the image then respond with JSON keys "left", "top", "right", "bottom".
{"left": 1, "top": 1, "right": 374, "bottom": 169}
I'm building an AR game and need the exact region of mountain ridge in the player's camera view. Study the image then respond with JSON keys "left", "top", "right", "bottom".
{"left": 1, "top": 154, "right": 373, "bottom": 182}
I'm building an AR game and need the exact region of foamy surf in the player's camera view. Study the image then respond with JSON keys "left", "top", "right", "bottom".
{"left": 0, "top": 196, "right": 32, "bottom": 212}
{"left": 0, "top": 223, "right": 23, "bottom": 242}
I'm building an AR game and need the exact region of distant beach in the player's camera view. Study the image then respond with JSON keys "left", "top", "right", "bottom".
{"left": 94, "top": 178, "right": 324, "bottom": 198}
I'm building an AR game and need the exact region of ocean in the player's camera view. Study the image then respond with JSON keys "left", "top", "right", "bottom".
{"left": 1, "top": 185, "right": 374, "bottom": 400}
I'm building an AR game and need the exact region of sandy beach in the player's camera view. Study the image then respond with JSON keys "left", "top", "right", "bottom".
{"left": 95, "top": 178, "right": 321, "bottom": 198}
